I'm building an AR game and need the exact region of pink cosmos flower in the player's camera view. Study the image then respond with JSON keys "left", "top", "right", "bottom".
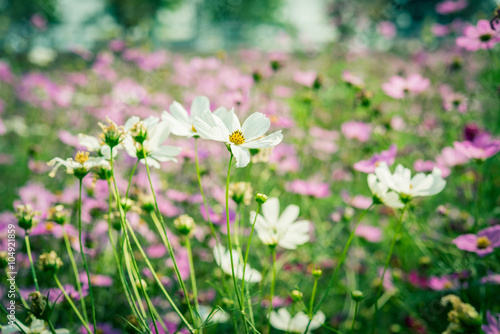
{"left": 355, "top": 224, "right": 382, "bottom": 242}
{"left": 269, "top": 144, "right": 300, "bottom": 174}
{"left": 414, "top": 160, "right": 450, "bottom": 178}
{"left": 79, "top": 273, "right": 113, "bottom": 287}
{"left": 109, "top": 39, "right": 126, "bottom": 52}
{"left": 354, "top": 145, "right": 397, "bottom": 173}
{"left": 293, "top": 70, "right": 318, "bottom": 87}
{"left": 453, "top": 225, "right": 500, "bottom": 257}
{"left": 341, "top": 71, "right": 364, "bottom": 89}
{"left": 428, "top": 275, "right": 459, "bottom": 290}
{"left": 440, "top": 85, "right": 468, "bottom": 113}
{"left": 436, "top": 0, "right": 467, "bottom": 14}
{"left": 436, "top": 147, "right": 468, "bottom": 167}
{"left": 382, "top": 74, "right": 430, "bottom": 99}
{"left": 456, "top": 20, "right": 499, "bottom": 51}
{"left": 377, "top": 21, "right": 397, "bottom": 38}
{"left": 453, "top": 132, "right": 500, "bottom": 160}
{"left": 482, "top": 311, "right": 500, "bottom": 334}
{"left": 433, "top": 23, "right": 451, "bottom": 37}
{"left": 341, "top": 121, "right": 372, "bottom": 142}
{"left": 286, "top": 180, "right": 331, "bottom": 198}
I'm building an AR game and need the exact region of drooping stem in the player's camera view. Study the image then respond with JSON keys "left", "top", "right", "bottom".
{"left": 24, "top": 232, "right": 39, "bottom": 291}
{"left": 54, "top": 274, "right": 92, "bottom": 334}
{"left": 63, "top": 229, "right": 89, "bottom": 323}
{"left": 371, "top": 206, "right": 406, "bottom": 334}
{"left": 267, "top": 247, "right": 277, "bottom": 334}
{"left": 303, "top": 204, "right": 373, "bottom": 333}
{"left": 77, "top": 178, "right": 97, "bottom": 331}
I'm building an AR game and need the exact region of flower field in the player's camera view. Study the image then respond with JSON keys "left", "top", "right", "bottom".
{"left": 0, "top": 2, "right": 500, "bottom": 333}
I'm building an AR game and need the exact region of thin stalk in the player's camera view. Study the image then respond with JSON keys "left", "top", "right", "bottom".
{"left": 267, "top": 247, "right": 277, "bottom": 334}
{"left": 350, "top": 301, "right": 360, "bottom": 334}
{"left": 123, "top": 242, "right": 148, "bottom": 320}
{"left": 303, "top": 204, "right": 373, "bottom": 333}
{"left": 473, "top": 161, "right": 483, "bottom": 232}
{"left": 63, "top": 229, "right": 89, "bottom": 323}
{"left": 108, "top": 160, "right": 193, "bottom": 332}
{"left": 54, "top": 274, "right": 92, "bottom": 334}
{"left": 308, "top": 277, "right": 319, "bottom": 318}
{"left": 24, "top": 232, "right": 39, "bottom": 291}
{"left": 241, "top": 203, "right": 261, "bottom": 316}
{"left": 185, "top": 237, "right": 200, "bottom": 313}
{"left": 46, "top": 320, "right": 57, "bottom": 334}
{"left": 143, "top": 158, "right": 196, "bottom": 324}
{"left": 370, "top": 206, "right": 406, "bottom": 334}
{"left": 125, "top": 160, "right": 139, "bottom": 202}
{"left": 77, "top": 178, "right": 97, "bottom": 330}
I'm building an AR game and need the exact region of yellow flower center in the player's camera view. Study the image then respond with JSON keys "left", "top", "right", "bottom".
{"left": 191, "top": 124, "right": 197, "bottom": 132}
{"left": 75, "top": 151, "right": 90, "bottom": 164}
{"left": 476, "top": 236, "right": 491, "bottom": 249}
{"left": 229, "top": 130, "right": 245, "bottom": 145}
{"left": 46, "top": 222, "right": 54, "bottom": 231}
{"left": 444, "top": 281, "right": 453, "bottom": 289}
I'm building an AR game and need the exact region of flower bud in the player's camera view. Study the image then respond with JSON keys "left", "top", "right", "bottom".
{"left": 37, "top": 251, "right": 63, "bottom": 274}
{"left": 135, "top": 279, "right": 148, "bottom": 291}
{"left": 29, "top": 291, "right": 48, "bottom": 320}
{"left": 47, "top": 205, "right": 69, "bottom": 225}
{"left": 98, "top": 117, "right": 125, "bottom": 148}
{"left": 291, "top": 290, "right": 303, "bottom": 302}
{"left": 15, "top": 204, "right": 40, "bottom": 231}
{"left": 130, "top": 121, "right": 148, "bottom": 144}
{"left": 229, "top": 182, "right": 253, "bottom": 206}
{"left": 351, "top": 290, "right": 364, "bottom": 302}
{"left": 312, "top": 268, "right": 323, "bottom": 279}
{"left": 174, "top": 214, "right": 196, "bottom": 236}
{"left": 255, "top": 193, "right": 268, "bottom": 204}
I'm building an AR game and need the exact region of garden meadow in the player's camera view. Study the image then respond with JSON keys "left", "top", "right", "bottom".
{"left": 0, "top": 1, "right": 500, "bottom": 334}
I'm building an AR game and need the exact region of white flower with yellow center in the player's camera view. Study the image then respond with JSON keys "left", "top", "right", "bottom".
{"left": 193, "top": 108, "right": 283, "bottom": 168}
{"left": 269, "top": 308, "right": 325, "bottom": 334}
{"left": 367, "top": 174, "right": 404, "bottom": 209}
{"left": 374, "top": 162, "right": 446, "bottom": 203}
{"left": 122, "top": 116, "right": 182, "bottom": 168}
{"left": 47, "top": 151, "right": 109, "bottom": 178}
{"left": 213, "top": 245, "right": 262, "bottom": 283}
{"left": 161, "top": 96, "right": 211, "bottom": 137}
{"left": 250, "top": 197, "right": 310, "bottom": 249}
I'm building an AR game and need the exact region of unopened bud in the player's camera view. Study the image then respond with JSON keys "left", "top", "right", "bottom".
{"left": 351, "top": 290, "right": 364, "bottom": 302}
{"left": 174, "top": 214, "right": 196, "bottom": 236}
{"left": 37, "top": 251, "right": 63, "bottom": 274}
{"left": 291, "top": 290, "right": 303, "bottom": 302}
{"left": 255, "top": 193, "right": 268, "bottom": 204}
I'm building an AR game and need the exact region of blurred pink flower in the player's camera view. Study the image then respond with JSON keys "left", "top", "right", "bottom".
{"left": 482, "top": 311, "right": 500, "bottom": 334}
{"left": 436, "top": 0, "right": 467, "bottom": 14}
{"left": 436, "top": 146, "right": 468, "bottom": 167}
{"left": 428, "top": 275, "right": 458, "bottom": 290}
{"left": 269, "top": 144, "right": 300, "bottom": 174}
{"left": 293, "top": 70, "right": 317, "bottom": 87}
{"left": 414, "top": 159, "right": 450, "bottom": 178}
{"left": 355, "top": 224, "right": 382, "bottom": 242}
{"left": 109, "top": 39, "right": 126, "bottom": 52}
{"left": 341, "top": 71, "right": 364, "bottom": 88}
{"left": 286, "top": 180, "right": 330, "bottom": 198}
{"left": 382, "top": 74, "right": 430, "bottom": 99}
{"left": 377, "top": 21, "right": 397, "bottom": 38}
{"left": 456, "top": 20, "right": 499, "bottom": 51}
{"left": 31, "top": 13, "right": 47, "bottom": 30}
{"left": 341, "top": 121, "right": 372, "bottom": 142}
{"left": 0, "top": 61, "right": 13, "bottom": 83}
{"left": 432, "top": 23, "right": 450, "bottom": 37}
{"left": 454, "top": 132, "right": 500, "bottom": 160}
{"left": 354, "top": 144, "right": 397, "bottom": 173}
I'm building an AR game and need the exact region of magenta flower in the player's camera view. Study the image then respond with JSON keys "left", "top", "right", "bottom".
{"left": 428, "top": 275, "right": 458, "bottom": 290}
{"left": 341, "top": 121, "right": 372, "bottom": 142}
{"left": 453, "top": 225, "right": 500, "bottom": 257}
{"left": 482, "top": 311, "right": 500, "bottom": 334}
{"left": 435, "top": 0, "right": 467, "bottom": 14}
{"left": 286, "top": 180, "right": 331, "bottom": 198}
{"left": 453, "top": 133, "right": 500, "bottom": 160}
{"left": 382, "top": 74, "right": 430, "bottom": 99}
{"left": 354, "top": 145, "right": 397, "bottom": 173}
{"left": 456, "top": 20, "right": 499, "bottom": 51}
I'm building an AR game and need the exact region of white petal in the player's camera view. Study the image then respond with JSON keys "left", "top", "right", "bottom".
{"left": 241, "top": 112, "right": 271, "bottom": 141}
{"left": 190, "top": 96, "right": 210, "bottom": 119}
{"left": 78, "top": 134, "right": 100, "bottom": 151}
{"left": 262, "top": 197, "right": 280, "bottom": 224}
{"left": 277, "top": 204, "right": 300, "bottom": 227}
{"left": 230, "top": 144, "right": 251, "bottom": 168}
{"left": 241, "top": 130, "right": 283, "bottom": 149}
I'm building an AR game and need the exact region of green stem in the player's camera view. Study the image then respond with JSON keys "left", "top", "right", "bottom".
{"left": 63, "top": 229, "right": 89, "bottom": 323}
{"left": 351, "top": 301, "right": 359, "bottom": 334}
{"left": 46, "top": 319, "right": 57, "bottom": 334}
{"left": 143, "top": 158, "right": 197, "bottom": 326}
{"left": 371, "top": 206, "right": 406, "bottom": 334}
{"left": 473, "top": 161, "right": 483, "bottom": 232}
{"left": 308, "top": 278, "right": 319, "bottom": 318}
{"left": 125, "top": 160, "right": 139, "bottom": 203}
{"left": 54, "top": 274, "right": 92, "bottom": 334}
{"left": 303, "top": 204, "right": 373, "bottom": 333}
{"left": 77, "top": 178, "right": 97, "bottom": 331}
{"left": 24, "top": 233, "right": 39, "bottom": 291}
{"left": 185, "top": 237, "right": 201, "bottom": 319}
{"left": 241, "top": 203, "right": 261, "bottom": 310}
{"left": 267, "top": 247, "right": 277, "bottom": 334}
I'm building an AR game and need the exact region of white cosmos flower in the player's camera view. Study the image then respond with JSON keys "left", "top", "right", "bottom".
{"left": 78, "top": 134, "right": 118, "bottom": 160}
{"left": 48, "top": 151, "right": 109, "bottom": 178}
{"left": 193, "top": 108, "right": 283, "bottom": 168}
{"left": 2, "top": 319, "right": 69, "bottom": 334}
{"left": 367, "top": 174, "right": 404, "bottom": 209}
{"left": 213, "top": 245, "right": 262, "bottom": 283}
{"left": 161, "top": 96, "right": 210, "bottom": 138}
{"left": 250, "top": 197, "right": 310, "bottom": 249}
{"left": 122, "top": 116, "right": 182, "bottom": 168}
{"left": 269, "top": 308, "right": 325, "bottom": 334}
{"left": 374, "top": 162, "right": 446, "bottom": 201}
